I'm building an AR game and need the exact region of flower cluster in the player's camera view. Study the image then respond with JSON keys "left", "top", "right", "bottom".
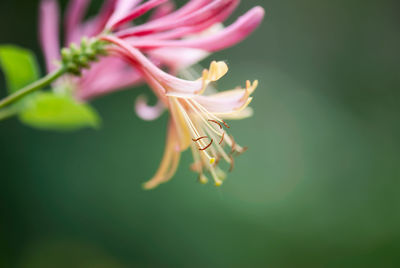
{"left": 39, "top": 0, "right": 264, "bottom": 189}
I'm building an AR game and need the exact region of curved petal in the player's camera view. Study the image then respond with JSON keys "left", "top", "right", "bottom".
{"left": 116, "top": 0, "right": 237, "bottom": 37}
{"left": 143, "top": 121, "right": 181, "bottom": 190}
{"left": 108, "top": 0, "right": 168, "bottom": 30}
{"left": 192, "top": 80, "right": 258, "bottom": 114}
{"left": 105, "top": 0, "right": 142, "bottom": 30}
{"left": 101, "top": 35, "right": 204, "bottom": 94}
{"left": 218, "top": 107, "right": 254, "bottom": 119}
{"left": 148, "top": 47, "right": 209, "bottom": 72}
{"left": 135, "top": 95, "right": 165, "bottom": 121}
{"left": 39, "top": 0, "right": 60, "bottom": 72}
{"left": 77, "top": 57, "right": 143, "bottom": 100}
{"left": 124, "top": 6, "right": 265, "bottom": 52}
{"left": 149, "top": 0, "right": 175, "bottom": 20}
{"left": 80, "top": 0, "right": 118, "bottom": 37}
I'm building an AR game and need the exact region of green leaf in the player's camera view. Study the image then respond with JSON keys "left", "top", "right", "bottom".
{"left": 0, "top": 45, "right": 40, "bottom": 94}
{"left": 19, "top": 92, "right": 101, "bottom": 131}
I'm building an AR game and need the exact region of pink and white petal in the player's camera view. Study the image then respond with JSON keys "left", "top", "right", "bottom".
{"left": 134, "top": 18, "right": 224, "bottom": 42}
{"left": 135, "top": 95, "right": 165, "bottom": 121}
{"left": 116, "top": 0, "right": 236, "bottom": 38}
{"left": 39, "top": 0, "right": 60, "bottom": 72}
{"left": 143, "top": 0, "right": 238, "bottom": 39}
{"left": 109, "top": 0, "right": 168, "bottom": 30}
{"left": 192, "top": 86, "right": 254, "bottom": 114}
{"left": 101, "top": 35, "right": 204, "bottom": 94}
{"left": 77, "top": 57, "right": 142, "bottom": 99}
{"left": 105, "top": 0, "right": 142, "bottom": 30}
{"left": 65, "top": 0, "right": 91, "bottom": 45}
{"left": 148, "top": 0, "right": 175, "bottom": 20}
{"left": 126, "top": 6, "right": 265, "bottom": 52}
{"left": 77, "top": 59, "right": 143, "bottom": 100}
{"left": 148, "top": 47, "right": 209, "bottom": 72}
{"left": 217, "top": 107, "right": 254, "bottom": 119}
{"left": 145, "top": 0, "right": 212, "bottom": 27}
{"left": 80, "top": 0, "right": 117, "bottom": 37}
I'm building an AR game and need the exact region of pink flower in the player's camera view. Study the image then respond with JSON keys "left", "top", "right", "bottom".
{"left": 40, "top": 0, "right": 264, "bottom": 188}
{"left": 40, "top": 0, "right": 263, "bottom": 104}
{"left": 107, "top": 0, "right": 264, "bottom": 72}
{"left": 102, "top": 35, "right": 258, "bottom": 189}
{"left": 104, "top": 0, "right": 264, "bottom": 123}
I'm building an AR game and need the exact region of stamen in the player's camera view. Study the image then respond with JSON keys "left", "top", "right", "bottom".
{"left": 221, "top": 120, "right": 230, "bottom": 129}
{"left": 208, "top": 119, "right": 222, "bottom": 129}
{"left": 219, "top": 132, "right": 225, "bottom": 145}
{"left": 229, "top": 155, "right": 235, "bottom": 172}
{"left": 174, "top": 98, "right": 214, "bottom": 162}
{"left": 199, "top": 139, "right": 213, "bottom": 151}
{"left": 230, "top": 135, "right": 237, "bottom": 153}
{"left": 210, "top": 165, "right": 223, "bottom": 187}
{"left": 192, "top": 136, "right": 208, "bottom": 142}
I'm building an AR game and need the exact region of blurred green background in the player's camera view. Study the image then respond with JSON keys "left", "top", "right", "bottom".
{"left": 1, "top": 0, "right": 400, "bottom": 267}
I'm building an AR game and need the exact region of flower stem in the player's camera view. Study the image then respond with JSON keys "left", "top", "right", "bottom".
{"left": 0, "top": 67, "right": 65, "bottom": 109}
{"left": 0, "top": 106, "right": 18, "bottom": 121}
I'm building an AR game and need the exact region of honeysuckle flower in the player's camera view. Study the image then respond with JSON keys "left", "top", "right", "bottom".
{"left": 102, "top": 35, "right": 258, "bottom": 188}
{"left": 39, "top": 0, "right": 264, "bottom": 188}
{"left": 104, "top": 0, "right": 264, "bottom": 121}
{"left": 40, "top": 0, "right": 263, "bottom": 109}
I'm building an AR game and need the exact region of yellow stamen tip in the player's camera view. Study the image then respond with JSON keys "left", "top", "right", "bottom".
{"left": 209, "top": 158, "right": 216, "bottom": 164}
{"left": 215, "top": 180, "right": 223, "bottom": 187}
{"left": 198, "top": 175, "right": 208, "bottom": 184}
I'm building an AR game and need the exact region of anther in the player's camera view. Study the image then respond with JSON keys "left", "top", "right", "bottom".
{"left": 219, "top": 132, "right": 225, "bottom": 145}
{"left": 192, "top": 136, "right": 208, "bottom": 142}
{"left": 229, "top": 155, "right": 235, "bottom": 172}
{"left": 230, "top": 135, "right": 237, "bottom": 153}
{"left": 221, "top": 120, "right": 230, "bottom": 129}
{"left": 208, "top": 119, "right": 222, "bottom": 129}
{"left": 199, "top": 139, "right": 213, "bottom": 151}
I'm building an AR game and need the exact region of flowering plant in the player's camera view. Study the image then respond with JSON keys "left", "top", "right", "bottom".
{"left": 0, "top": 0, "right": 264, "bottom": 189}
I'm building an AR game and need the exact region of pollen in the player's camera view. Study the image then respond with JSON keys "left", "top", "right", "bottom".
{"left": 210, "top": 158, "right": 216, "bottom": 164}
{"left": 215, "top": 179, "right": 223, "bottom": 187}
{"left": 198, "top": 174, "right": 209, "bottom": 184}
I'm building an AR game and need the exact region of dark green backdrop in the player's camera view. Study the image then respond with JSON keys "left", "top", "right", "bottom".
{"left": 1, "top": 0, "right": 399, "bottom": 267}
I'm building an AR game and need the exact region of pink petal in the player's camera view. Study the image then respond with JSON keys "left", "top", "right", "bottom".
{"left": 108, "top": 0, "right": 168, "bottom": 30}
{"left": 148, "top": 0, "right": 175, "bottom": 20}
{"left": 77, "top": 57, "right": 143, "bottom": 100}
{"left": 123, "top": 6, "right": 265, "bottom": 51}
{"left": 101, "top": 35, "right": 204, "bottom": 94}
{"left": 65, "top": 0, "right": 91, "bottom": 45}
{"left": 135, "top": 95, "right": 165, "bottom": 121}
{"left": 134, "top": 0, "right": 237, "bottom": 41}
{"left": 80, "top": 0, "right": 118, "bottom": 37}
{"left": 149, "top": 0, "right": 212, "bottom": 23}
{"left": 116, "top": 0, "right": 235, "bottom": 38}
{"left": 193, "top": 89, "right": 249, "bottom": 113}
{"left": 39, "top": 0, "right": 61, "bottom": 73}
{"left": 105, "top": 0, "right": 142, "bottom": 30}
{"left": 148, "top": 47, "right": 209, "bottom": 72}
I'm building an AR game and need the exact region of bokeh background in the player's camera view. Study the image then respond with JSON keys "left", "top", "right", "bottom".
{"left": 1, "top": 0, "right": 400, "bottom": 267}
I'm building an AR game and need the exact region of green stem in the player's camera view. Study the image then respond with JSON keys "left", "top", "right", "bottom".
{"left": 0, "top": 106, "right": 18, "bottom": 121}
{"left": 0, "top": 67, "right": 65, "bottom": 109}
